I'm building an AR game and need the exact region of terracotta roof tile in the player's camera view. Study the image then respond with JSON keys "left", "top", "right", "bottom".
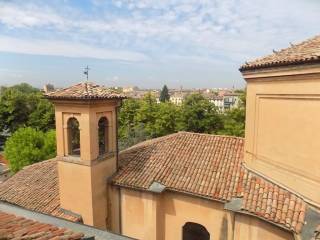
{"left": 0, "top": 211, "right": 84, "bottom": 240}
{"left": 113, "top": 132, "right": 307, "bottom": 233}
{"left": 240, "top": 35, "right": 320, "bottom": 71}
{"left": 0, "top": 132, "right": 310, "bottom": 234}
{"left": 44, "top": 82, "right": 126, "bottom": 100}
{"left": 0, "top": 160, "right": 80, "bottom": 222}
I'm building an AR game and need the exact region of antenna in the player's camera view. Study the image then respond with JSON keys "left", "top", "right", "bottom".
{"left": 83, "top": 65, "right": 90, "bottom": 82}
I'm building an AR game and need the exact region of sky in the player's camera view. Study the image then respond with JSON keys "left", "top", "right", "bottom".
{"left": 0, "top": 0, "right": 319, "bottom": 89}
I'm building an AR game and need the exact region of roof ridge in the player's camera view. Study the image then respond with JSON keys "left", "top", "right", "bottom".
{"left": 177, "top": 131, "right": 245, "bottom": 140}
{"left": 120, "top": 132, "right": 245, "bottom": 155}
{"left": 119, "top": 132, "right": 181, "bottom": 154}
{"left": 44, "top": 82, "right": 126, "bottom": 100}
{"left": 240, "top": 34, "right": 320, "bottom": 71}
{"left": 21, "top": 158, "right": 56, "bottom": 170}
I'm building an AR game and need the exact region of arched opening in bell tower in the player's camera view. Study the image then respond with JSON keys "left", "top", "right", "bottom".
{"left": 98, "top": 117, "right": 109, "bottom": 155}
{"left": 67, "top": 117, "right": 80, "bottom": 156}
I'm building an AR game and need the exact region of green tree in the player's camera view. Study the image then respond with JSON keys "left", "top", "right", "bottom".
{"left": 28, "top": 97, "right": 55, "bottom": 131}
{"left": 178, "top": 93, "right": 223, "bottom": 133}
{"left": 118, "top": 123, "right": 149, "bottom": 151}
{"left": 119, "top": 98, "right": 141, "bottom": 137}
{"left": 118, "top": 98, "right": 147, "bottom": 150}
{"left": 159, "top": 85, "right": 170, "bottom": 102}
{"left": 43, "top": 129, "right": 57, "bottom": 159}
{"left": 4, "top": 127, "right": 56, "bottom": 172}
{"left": 135, "top": 93, "right": 158, "bottom": 137}
{"left": 218, "top": 108, "right": 245, "bottom": 137}
{"left": 154, "top": 102, "right": 180, "bottom": 136}
{"left": 0, "top": 88, "right": 31, "bottom": 132}
{"left": 0, "top": 83, "right": 55, "bottom": 133}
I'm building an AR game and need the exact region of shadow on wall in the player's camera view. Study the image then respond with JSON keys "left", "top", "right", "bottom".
{"left": 219, "top": 215, "right": 228, "bottom": 240}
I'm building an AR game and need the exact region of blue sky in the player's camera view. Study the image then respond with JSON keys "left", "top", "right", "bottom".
{"left": 0, "top": 0, "right": 319, "bottom": 89}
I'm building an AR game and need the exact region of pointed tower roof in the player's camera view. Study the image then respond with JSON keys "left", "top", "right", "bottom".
{"left": 240, "top": 35, "right": 320, "bottom": 71}
{"left": 44, "top": 82, "right": 126, "bottom": 100}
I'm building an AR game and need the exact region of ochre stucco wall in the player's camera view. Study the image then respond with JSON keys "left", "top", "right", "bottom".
{"left": 243, "top": 68, "right": 320, "bottom": 204}
{"left": 234, "top": 214, "right": 293, "bottom": 240}
{"left": 161, "top": 192, "right": 233, "bottom": 240}
{"left": 120, "top": 188, "right": 294, "bottom": 240}
{"left": 53, "top": 100, "right": 121, "bottom": 230}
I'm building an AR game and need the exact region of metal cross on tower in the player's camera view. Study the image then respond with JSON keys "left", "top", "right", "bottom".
{"left": 83, "top": 65, "right": 90, "bottom": 81}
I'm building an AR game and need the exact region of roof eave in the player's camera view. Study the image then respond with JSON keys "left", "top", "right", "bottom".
{"left": 239, "top": 58, "right": 320, "bottom": 73}
{"left": 240, "top": 61, "right": 320, "bottom": 81}
{"left": 44, "top": 96, "right": 127, "bottom": 101}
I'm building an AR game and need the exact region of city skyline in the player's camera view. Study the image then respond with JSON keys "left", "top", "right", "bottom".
{"left": 0, "top": 0, "right": 319, "bottom": 88}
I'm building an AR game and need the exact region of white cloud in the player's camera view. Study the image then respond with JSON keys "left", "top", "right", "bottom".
{"left": 0, "top": 3, "right": 66, "bottom": 29}
{"left": 0, "top": 35, "right": 149, "bottom": 62}
{"left": 0, "top": 0, "right": 319, "bottom": 64}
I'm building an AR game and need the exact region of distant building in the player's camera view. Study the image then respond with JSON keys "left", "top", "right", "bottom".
{"left": 169, "top": 92, "right": 186, "bottom": 105}
{"left": 43, "top": 84, "right": 55, "bottom": 93}
{"left": 123, "top": 86, "right": 139, "bottom": 93}
{"left": 210, "top": 96, "right": 224, "bottom": 111}
{"left": 223, "top": 92, "right": 240, "bottom": 110}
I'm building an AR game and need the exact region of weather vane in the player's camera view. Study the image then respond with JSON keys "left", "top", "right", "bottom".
{"left": 83, "top": 65, "right": 90, "bottom": 81}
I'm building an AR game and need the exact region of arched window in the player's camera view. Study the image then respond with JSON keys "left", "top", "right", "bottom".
{"left": 98, "top": 117, "right": 108, "bottom": 155}
{"left": 67, "top": 117, "right": 80, "bottom": 156}
{"left": 183, "top": 222, "right": 210, "bottom": 240}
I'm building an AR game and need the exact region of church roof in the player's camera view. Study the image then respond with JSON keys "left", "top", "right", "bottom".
{"left": 0, "top": 132, "right": 313, "bottom": 235}
{"left": 240, "top": 35, "right": 320, "bottom": 71}
{"left": 113, "top": 132, "right": 307, "bottom": 233}
{"left": 44, "top": 82, "right": 126, "bottom": 100}
{"left": 0, "top": 160, "right": 80, "bottom": 222}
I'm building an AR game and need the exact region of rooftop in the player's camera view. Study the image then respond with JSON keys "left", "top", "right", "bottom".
{"left": 0, "top": 210, "right": 84, "bottom": 240}
{"left": 0, "top": 159, "right": 80, "bottom": 222}
{"left": 44, "top": 82, "right": 126, "bottom": 100}
{"left": 0, "top": 202, "right": 132, "bottom": 240}
{"left": 240, "top": 35, "right": 320, "bottom": 71}
{"left": 113, "top": 132, "right": 307, "bottom": 233}
{"left": 0, "top": 132, "right": 317, "bottom": 236}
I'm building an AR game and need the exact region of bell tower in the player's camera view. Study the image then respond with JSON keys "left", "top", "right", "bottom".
{"left": 45, "top": 82, "right": 125, "bottom": 230}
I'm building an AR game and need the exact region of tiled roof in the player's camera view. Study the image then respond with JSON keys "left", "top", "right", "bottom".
{"left": 0, "top": 132, "right": 310, "bottom": 234}
{"left": 0, "top": 211, "right": 84, "bottom": 240}
{"left": 240, "top": 35, "right": 320, "bottom": 71}
{"left": 112, "top": 132, "right": 307, "bottom": 233}
{"left": 44, "top": 82, "right": 126, "bottom": 100}
{"left": 0, "top": 160, "right": 80, "bottom": 222}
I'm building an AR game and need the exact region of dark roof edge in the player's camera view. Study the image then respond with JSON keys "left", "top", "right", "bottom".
{"left": 0, "top": 201, "right": 134, "bottom": 240}
{"left": 119, "top": 132, "right": 244, "bottom": 155}
{"left": 44, "top": 95, "right": 126, "bottom": 100}
{"left": 239, "top": 57, "right": 320, "bottom": 72}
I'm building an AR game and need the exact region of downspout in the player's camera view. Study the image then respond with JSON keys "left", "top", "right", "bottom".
{"left": 116, "top": 101, "right": 122, "bottom": 234}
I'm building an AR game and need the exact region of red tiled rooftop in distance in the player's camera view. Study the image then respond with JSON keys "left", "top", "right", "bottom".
{"left": 0, "top": 210, "right": 84, "bottom": 240}
{"left": 44, "top": 82, "right": 126, "bottom": 100}
{"left": 240, "top": 35, "right": 320, "bottom": 71}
